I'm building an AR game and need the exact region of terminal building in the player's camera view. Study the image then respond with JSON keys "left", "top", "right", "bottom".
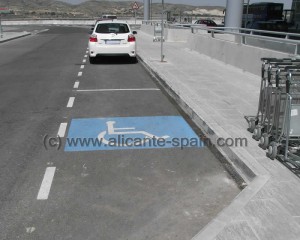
{"left": 292, "top": 0, "right": 300, "bottom": 28}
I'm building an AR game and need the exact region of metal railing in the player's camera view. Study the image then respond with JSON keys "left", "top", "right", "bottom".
{"left": 189, "top": 26, "right": 300, "bottom": 56}
{"left": 142, "top": 20, "right": 168, "bottom": 25}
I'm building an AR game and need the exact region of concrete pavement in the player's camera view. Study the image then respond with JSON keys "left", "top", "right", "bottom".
{"left": 137, "top": 30, "right": 300, "bottom": 240}
{"left": 0, "top": 26, "right": 241, "bottom": 240}
{"left": 0, "top": 31, "right": 31, "bottom": 43}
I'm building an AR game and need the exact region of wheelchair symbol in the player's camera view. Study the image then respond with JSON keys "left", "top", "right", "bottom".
{"left": 98, "top": 121, "right": 170, "bottom": 147}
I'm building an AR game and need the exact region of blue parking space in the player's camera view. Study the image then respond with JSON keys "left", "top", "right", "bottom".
{"left": 65, "top": 116, "right": 204, "bottom": 151}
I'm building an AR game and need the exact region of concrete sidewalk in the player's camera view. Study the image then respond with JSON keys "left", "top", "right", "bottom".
{"left": 0, "top": 31, "right": 31, "bottom": 43}
{"left": 137, "top": 31, "right": 300, "bottom": 240}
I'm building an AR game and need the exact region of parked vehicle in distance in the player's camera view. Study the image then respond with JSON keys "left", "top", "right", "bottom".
{"left": 194, "top": 19, "right": 218, "bottom": 27}
{"left": 93, "top": 15, "right": 117, "bottom": 25}
{"left": 102, "top": 14, "right": 117, "bottom": 20}
{"left": 88, "top": 20, "right": 137, "bottom": 64}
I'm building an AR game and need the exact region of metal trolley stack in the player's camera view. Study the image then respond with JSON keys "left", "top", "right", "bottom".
{"left": 245, "top": 58, "right": 300, "bottom": 174}
{"left": 153, "top": 23, "right": 164, "bottom": 42}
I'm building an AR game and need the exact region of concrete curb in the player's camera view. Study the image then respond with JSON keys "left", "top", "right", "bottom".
{"left": 137, "top": 54, "right": 271, "bottom": 240}
{"left": 0, "top": 33, "right": 31, "bottom": 44}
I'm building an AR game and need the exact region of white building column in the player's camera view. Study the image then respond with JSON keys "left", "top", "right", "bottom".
{"left": 225, "top": 0, "right": 244, "bottom": 29}
{"left": 144, "top": 0, "right": 150, "bottom": 21}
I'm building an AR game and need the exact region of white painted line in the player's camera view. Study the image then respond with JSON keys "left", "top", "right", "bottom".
{"left": 80, "top": 65, "right": 85, "bottom": 69}
{"left": 67, "top": 97, "right": 75, "bottom": 108}
{"left": 76, "top": 88, "right": 161, "bottom": 92}
{"left": 57, "top": 123, "right": 68, "bottom": 137}
{"left": 73, "top": 81, "right": 80, "bottom": 89}
{"left": 84, "top": 55, "right": 88, "bottom": 58}
{"left": 37, "top": 167, "right": 56, "bottom": 200}
{"left": 86, "top": 51, "right": 88, "bottom": 54}
{"left": 83, "top": 59, "right": 86, "bottom": 63}
{"left": 78, "top": 72, "right": 82, "bottom": 77}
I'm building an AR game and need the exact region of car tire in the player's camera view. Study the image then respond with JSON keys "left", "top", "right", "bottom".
{"left": 130, "top": 57, "right": 137, "bottom": 64}
{"left": 89, "top": 56, "right": 96, "bottom": 64}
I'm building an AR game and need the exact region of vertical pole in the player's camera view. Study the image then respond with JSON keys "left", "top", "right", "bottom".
{"left": 245, "top": 0, "right": 250, "bottom": 28}
{"left": 144, "top": 0, "right": 150, "bottom": 21}
{"left": 0, "top": 13, "right": 3, "bottom": 39}
{"left": 135, "top": 9, "right": 137, "bottom": 25}
{"left": 150, "top": 0, "right": 152, "bottom": 20}
{"left": 225, "top": 0, "right": 244, "bottom": 30}
{"left": 161, "top": 0, "right": 164, "bottom": 62}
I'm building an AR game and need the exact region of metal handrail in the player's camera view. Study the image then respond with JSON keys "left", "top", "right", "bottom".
{"left": 190, "top": 26, "right": 300, "bottom": 39}
{"left": 190, "top": 26, "right": 300, "bottom": 55}
{"left": 142, "top": 20, "right": 168, "bottom": 25}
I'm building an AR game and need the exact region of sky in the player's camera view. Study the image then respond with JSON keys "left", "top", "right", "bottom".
{"left": 61, "top": 0, "right": 293, "bottom": 9}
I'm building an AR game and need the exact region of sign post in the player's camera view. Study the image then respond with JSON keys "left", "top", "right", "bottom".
{"left": 0, "top": 13, "right": 2, "bottom": 38}
{"left": 132, "top": 2, "right": 139, "bottom": 25}
{"left": 161, "top": 0, "right": 165, "bottom": 62}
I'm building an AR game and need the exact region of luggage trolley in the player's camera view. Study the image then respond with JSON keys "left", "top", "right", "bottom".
{"left": 256, "top": 62, "right": 300, "bottom": 147}
{"left": 267, "top": 69, "right": 300, "bottom": 170}
{"left": 245, "top": 58, "right": 300, "bottom": 137}
{"left": 153, "top": 23, "right": 164, "bottom": 42}
{"left": 245, "top": 58, "right": 282, "bottom": 133}
{"left": 258, "top": 64, "right": 289, "bottom": 149}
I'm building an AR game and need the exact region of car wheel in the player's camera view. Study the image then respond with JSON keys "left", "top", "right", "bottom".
{"left": 130, "top": 57, "right": 137, "bottom": 64}
{"left": 89, "top": 56, "right": 96, "bottom": 64}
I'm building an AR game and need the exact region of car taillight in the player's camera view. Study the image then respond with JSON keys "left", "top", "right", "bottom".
{"left": 128, "top": 34, "right": 135, "bottom": 42}
{"left": 89, "top": 35, "right": 97, "bottom": 42}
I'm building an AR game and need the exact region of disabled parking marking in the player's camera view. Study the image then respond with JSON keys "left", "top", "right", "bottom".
{"left": 65, "top": 116, "right": 204, "bottom": 152}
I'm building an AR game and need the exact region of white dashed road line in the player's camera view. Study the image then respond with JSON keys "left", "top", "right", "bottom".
{"left": 74, "top": 81, "right": 80, "bottom": 89}
{"left": 83, "top": 59, "right": 86, "bottom": 63}
{"left": 57, "top": 123, "right": 68, "bottom": 138}
{"left": 67, "top": 97, "right": 75, "bottom": 108}
{"left": 37, "top": 167, "right": 56, "bottom": 200}
{"left": 80, "top": 65, "right": 85, "bottom": 69}
{"left": 84, "top": 55, "right": 88, "bottom": 58}
{"left": 78, "top": 72, "right": 82, "bottom": 77}
{"left": 76, "top": 88, "right": 161, "bottom": 92}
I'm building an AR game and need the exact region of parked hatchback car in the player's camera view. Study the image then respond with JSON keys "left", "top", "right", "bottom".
{"left": 194, "top": 19, "right": 218, "bottom": 27}
{"left": 88, "top": 20, "right": 137, "bottom": 64}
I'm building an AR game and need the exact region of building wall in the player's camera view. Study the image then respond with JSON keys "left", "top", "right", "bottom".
{"left": 292, "top": 0, "right": 300, "bottom": 28}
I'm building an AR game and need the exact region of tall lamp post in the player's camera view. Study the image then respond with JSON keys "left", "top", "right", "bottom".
{"left": 150, "top": 0, "right": 152, "bottom": 20}
{"left": 245, "top": 0, "right": 250, "bottom": 28}
{"left": 161, "top": 0, "right": 165, "bottom": 62}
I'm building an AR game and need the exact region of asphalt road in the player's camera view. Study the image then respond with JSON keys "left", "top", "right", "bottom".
{"left": 0, "top": 26, "right": 240, "bottom": 240}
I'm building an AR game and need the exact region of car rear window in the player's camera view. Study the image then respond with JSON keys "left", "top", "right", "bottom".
{"left": 96, "top": 23, "right": 129, "bottom": 34}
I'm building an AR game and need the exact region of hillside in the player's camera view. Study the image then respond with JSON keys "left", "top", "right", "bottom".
{"left": 0, "top": 0, "right": 225, "bottom": 18}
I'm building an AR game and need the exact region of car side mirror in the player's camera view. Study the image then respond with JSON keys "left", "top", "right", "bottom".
{"left": 132, "top": 31, "right": 137, "bottom": 35}
{"left": 91, "top": 27, "right": 94, "bottom": 31}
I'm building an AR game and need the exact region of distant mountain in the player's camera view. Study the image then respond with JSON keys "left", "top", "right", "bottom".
{"left": 0, "top": 0, "right": 225, "bottom": 18}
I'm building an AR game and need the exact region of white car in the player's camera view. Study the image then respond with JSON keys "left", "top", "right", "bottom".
{"left": 88, "top": 20, "right": 137, "bottom": 63}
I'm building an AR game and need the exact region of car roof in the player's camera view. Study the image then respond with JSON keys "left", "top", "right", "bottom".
{"left": 96, "top": 20, "right": 128, "bottom": 24}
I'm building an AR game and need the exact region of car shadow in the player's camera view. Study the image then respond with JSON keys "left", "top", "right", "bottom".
{"left": 91, "top": 56, "right": 138, "bottom": 65}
